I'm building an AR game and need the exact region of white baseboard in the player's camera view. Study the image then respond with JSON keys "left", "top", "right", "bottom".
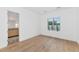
{"left": 41, "top": 34, "right": 78, "bottom": 43}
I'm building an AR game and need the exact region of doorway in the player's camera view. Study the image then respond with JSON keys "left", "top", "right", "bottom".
{"left": 8, "top": 11, "right": 19, "bottom": 45}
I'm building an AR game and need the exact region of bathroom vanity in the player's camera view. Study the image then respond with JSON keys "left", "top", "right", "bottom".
{"left": 8, "top": 28, "right": 19, "bottom": 45}
{"left": 8, "top": 28, "right": 19, "bottom": 38}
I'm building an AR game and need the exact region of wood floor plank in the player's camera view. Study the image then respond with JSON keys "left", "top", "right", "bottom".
{"left": 0, "top": 35, "right": 79, "bottom": 52}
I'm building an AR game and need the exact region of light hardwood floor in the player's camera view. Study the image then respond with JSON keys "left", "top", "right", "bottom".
{"left": 0, "top": 35, "right": 79, "bottom": 52}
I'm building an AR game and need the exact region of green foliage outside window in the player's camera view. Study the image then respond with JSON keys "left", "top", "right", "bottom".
{"left": 48, "top": 16, "right": 61, "bottom": 31}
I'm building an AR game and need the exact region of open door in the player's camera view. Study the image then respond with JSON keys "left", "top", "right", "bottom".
{"left": 8, "top": 11, "right": 19, "bottom": 45}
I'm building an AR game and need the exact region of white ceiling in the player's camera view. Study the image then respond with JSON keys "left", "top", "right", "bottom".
{"left": 25, "top": 7, "right": 61, "bottom": 15}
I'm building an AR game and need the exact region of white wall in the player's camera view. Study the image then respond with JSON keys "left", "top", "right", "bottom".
{"left": 0, "top": 8, "right": 8, "bottom": 48}
{"left": 19, "top": 8, "right": 41, "bottom": 41}
{"left": 0, "top": 7, "right": 41, "bottom": 48}
{"left": 41, "top": 8, "right": 78, "bottom": 42}
{"left": 76, "top": 8, "right": 79, "bottom": 43}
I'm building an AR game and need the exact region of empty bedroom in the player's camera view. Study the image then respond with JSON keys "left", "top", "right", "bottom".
{"left": 0, "top": 7, "right": 79, "bottom": 52}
